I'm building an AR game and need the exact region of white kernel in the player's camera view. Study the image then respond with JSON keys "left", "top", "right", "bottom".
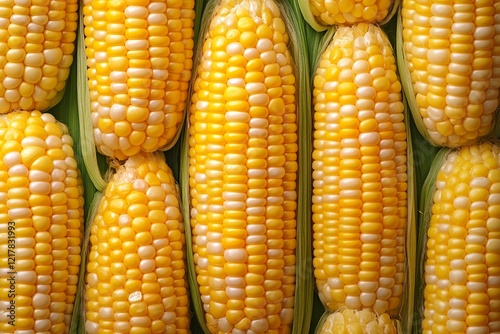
{"left": 32, "top": 293, "right": 50, "bottom": 308}
{"left": 224, "top": 249, "right": 247, "bottom": 262}
{"left": 452, "top": 22, "right": 474, "bottom": 34}
{"left": 225, "top": 287, "right": 244, "bottom": 299}
{"left": 226, "top": 277, "right": 245, "bottom": 287}
{"left": 246, "top": 83, "right": 266, "bottom": 94}
{"left": 466, "top": 281, "right": 486, "bottom": 292}
{"left": 488, "top": 194, "right": 500, "bottom": 205}
{"left": 465, "top": 235, "right": 487, "bottom": 246}
{"left": 246, "top": 235, "right": 266, "bottom": 244}
{"left": 339, "top": 105, "right": 358, "bottom": 117}
{"left": 466, "top": 327, "right": 490, "bottom": 334}
{"left": 256, "top": 39, "right": 273, "bottom": 52}
{"left": 360, "top": 292, "right": 376, "bottom": 307}
{"left": 345, "top": 296, "right": 361, "bottom": 309}
{"left": 85, "top": 321, "right": 99, "bottom": 334}
{"left": 138, "top": 246, "right": 155, "bottom": 259}
{"left": 124, "top": 6, "right": 148, "bottom": 18}
{"left": 139, "top": 259, "right": 155, "bottom": 273}
{"left": 125, "top": 40, "right": 149, "bottom": 51}
{"left": 243, "top": 48, "right": 259, "bottom": 60}
{"left": 227, "top": 78, "right": 245, "bottom": 87}
{"left": 9, "top": 164, "right": 29, "bottom": 177}
{"left": 454, "top": 196, "right": 471, "bottom": 209}
{"left": 359, "top": 132, "right": 380, "bottom": 145}
{"left": 225, "top": 111, "right": 250, "bottom": 122}
{"left": 447, "top": 320, "right": 466, "bottom": 332}
{"left": 339, "top": 178, "right": 361, "bottom": 190}
{"left": 3, "top": 152, "right": 21, "bottom": 168}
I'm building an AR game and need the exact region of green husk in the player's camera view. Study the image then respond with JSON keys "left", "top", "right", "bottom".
{"left": 413, "top": 147, "right": 450, "bottom": 334}
{"left": 281, "top": 0, "right": 314, "bottom": 332}
{"left": 180, "top": 0, "right": 313, "bottom": 332}
{"left": 401, "top": 96, "right": 416, "bottom": 334}
{"left": 69, "top": 191, "right": 103, "bottom": 334}
{"left": 76, "top": 0, "right": 108, "bottom": 192}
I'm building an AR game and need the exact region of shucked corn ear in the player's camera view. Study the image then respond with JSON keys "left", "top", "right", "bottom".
{"left": 83, "top": 0, "right": 195, "bottom": 160}
{"left": 0, "top": 111, "right": 84, "bottom": 333}
{"left": 187, "top": 0, "right": 302, "bottom": 332}
{"left": 419, "top": 142, "right": 500, "bottom": 334}
{"left": 0, "top": 0, "right": 78, "bottom": 113}
{"left": 312, "top": 23, "right": 408, "bottom": 321}
{"left": 298, "top": 0, "right": 396, "bottom": 31}
{"left": 84, "top": 152, "right": 189, "bottom": 333}
{"left": 398, "top": 0, "right": 500, "bottom": 147}
{"left": 318, "top": 309, "right": 397, "bottom": 334}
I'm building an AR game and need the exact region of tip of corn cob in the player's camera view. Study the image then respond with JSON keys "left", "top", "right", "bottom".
{"left": 318, "top": 309, "right": 398, "bottom": 334}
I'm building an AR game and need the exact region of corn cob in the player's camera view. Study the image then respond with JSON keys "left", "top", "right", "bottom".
{"left": 318, "top": 309, "right": 397, "bottom": 334}
{"left": 187, "top": 0, "right": 299, "bottom": 332}
{"left": 421, "top": 142, "right": 500, "bottom": 334}
{"left": 312, "top": 23, "right": 407, "bottom": 316}
{"left": 83, "top": 0, "right": 195, "bottom": 160}
{"left": 300, "top": 0, "right": 394, "bottom": 28}
{"left": 0, "top": 110, "right": 84, "bottom": 333}
{"left": 84, "top": 152, "right": 189, "bottom": 333}
{"left": 0, "top": 0, "right": 78, "bottom": 113}
{"left": 399, "top": 0, "right": 500, "bottom": 147}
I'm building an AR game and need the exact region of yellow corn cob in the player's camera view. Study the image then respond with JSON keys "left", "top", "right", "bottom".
{"left": 188, "top": 0, "right": 298, "bottom": 332}
{"left": 307, "top": 0, "right": 393, "bottom": 26}
{"left": 312, "top": 24, "right": 407, "bottom": 315}
{"left": 84, "top": 152, "right": 189, "bottom": 334}
{"left": 83, "top": 0, "right": 195, "bottom": 160}
{"left": 401, "top": 0, "right": 500, "bottom": 146}
{"left": 422, "top": 142, "right": 500, "bottom": 333}
{"left": 0, "top": 0, "right": 78, "bottom": 113}
{"left": 319, "top": 309, "right": 397, "bottom": 334}
{"left": 0, "top": 110, "right": 84, "bottom": 333}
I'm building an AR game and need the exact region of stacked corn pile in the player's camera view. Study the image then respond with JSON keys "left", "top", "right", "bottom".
{"left": 0, "top": 0, "right": 498, "bottom": 332}
{"left": 298, "top": 0, "right": 414, "bottom": 333}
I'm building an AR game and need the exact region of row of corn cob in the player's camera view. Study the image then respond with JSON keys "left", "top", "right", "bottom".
{"left": 0, "top": 0, "right": 498, "bottom": 332}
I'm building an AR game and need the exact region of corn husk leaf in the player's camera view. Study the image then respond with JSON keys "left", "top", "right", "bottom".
{"left": 414, "top": 147, "right": 449, "bottom": 334}
{"left": 76, "top": 0, "right": 108, "bottom": 192}
{"left": 69, "top": 191, "right": 103, "bottom": 334}
{"left": 280, "top": 0, "right": 314, "bottom": 332}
